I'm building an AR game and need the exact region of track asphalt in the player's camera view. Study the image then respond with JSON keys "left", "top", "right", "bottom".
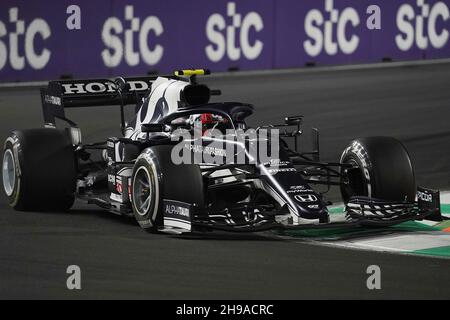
{"left": 0, "top": 63, "right": 449, "bottom": 299}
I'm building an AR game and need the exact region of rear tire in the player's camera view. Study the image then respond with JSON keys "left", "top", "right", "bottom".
{"left": 2, "top": 129, "right": 76, "bottom": 211}
{"left": 131, "top": 145, "right": 204, "bottom": 233}
{"left": 340, "top": 136, "right": 415, "bottom": 203}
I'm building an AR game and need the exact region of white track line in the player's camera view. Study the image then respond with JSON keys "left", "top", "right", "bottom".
{"left": 330, "top": 233, "right": 450, "bottom": 252}
{"left": 289, "top": 191, "right": 450, "bottom": 258}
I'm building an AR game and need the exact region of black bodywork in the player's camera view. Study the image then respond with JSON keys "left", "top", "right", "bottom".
{"left": 39, "top": 73, "right": 442, "bottom": 233}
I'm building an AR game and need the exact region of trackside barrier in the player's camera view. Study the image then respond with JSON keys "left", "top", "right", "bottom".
{"left": 0, "top": 0, "right": 449, "bottom": 82}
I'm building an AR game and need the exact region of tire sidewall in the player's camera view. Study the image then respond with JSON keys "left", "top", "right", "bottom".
{"left": 340, "top": 137, "right": 415, "bottom": 203}
{"left": 130, "top": 145, "right": 205, "bottom": 232}
{"left": 131, "top": 149, "right": 161, "bottom": 230}
{"left": 3, "top": 136, "right": 22, "bottom": 208}
{"left": 340, "top": 141, "right": 374, "bottom": 201}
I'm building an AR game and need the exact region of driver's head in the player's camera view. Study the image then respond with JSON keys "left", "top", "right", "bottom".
{"left": 191, "top": 113, "right": 229, "bottom": 135}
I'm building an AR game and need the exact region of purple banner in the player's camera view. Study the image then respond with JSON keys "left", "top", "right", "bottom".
{"left": 275, "top": 0, "right": 450, "bottom": 67}
{"left": 0, "top": 0, "right": 449, "bottom": 82}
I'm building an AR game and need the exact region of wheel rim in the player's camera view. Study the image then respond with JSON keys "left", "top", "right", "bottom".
{"left": 342, "top": 159, "right": 366, "bottom": 200}
{"left": 2, "top": 149, "right": 16, "bottom": 197}
{"left": 133, "top": 167, "right": 154, "bottom": 216}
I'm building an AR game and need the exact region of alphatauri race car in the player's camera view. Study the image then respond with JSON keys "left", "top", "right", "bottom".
{"left": 1, "top": 69, "right": 442, "bottom": 234}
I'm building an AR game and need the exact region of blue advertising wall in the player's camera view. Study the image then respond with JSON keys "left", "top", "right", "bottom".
{"left": 0, "top": 0, "right": 449, "bottom": 81}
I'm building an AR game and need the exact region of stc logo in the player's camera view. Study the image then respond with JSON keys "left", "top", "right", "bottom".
{"left": 102, "top": 6, "right": 164, "bottom": 68}
{"left": 0, "top": 8, "right": 51, "bottom": 71}
{"left": 396, "top": 0, "right": 449, "bottom": 51}
{"left": 205, "top": 2, "right": 264, "bottom": 62}
{"left": 303, "top": 0, "right": 360, "bottom": 57}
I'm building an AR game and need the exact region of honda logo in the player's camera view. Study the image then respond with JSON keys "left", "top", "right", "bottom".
{"left": 294, "top": 194, "right": 318, "bottom": 203}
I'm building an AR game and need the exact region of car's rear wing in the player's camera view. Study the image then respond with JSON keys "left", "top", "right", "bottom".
{"left": 40, "top": 76, "right": 160, "bottom": 127}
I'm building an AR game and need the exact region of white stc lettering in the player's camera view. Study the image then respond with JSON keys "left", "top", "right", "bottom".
{"left": 0, "top": 7, "right": 51, "bottom": 71}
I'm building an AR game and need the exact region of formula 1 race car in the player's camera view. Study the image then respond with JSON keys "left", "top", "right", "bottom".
{"left": 1, "top": 69, "right": 442, "bottom": 234}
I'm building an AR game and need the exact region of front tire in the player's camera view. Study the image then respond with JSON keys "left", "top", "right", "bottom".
{"left": 340, "top": 136, "right": 415, "bottom": 203}
{"left": 131, "top": 145, "right": 204, "bottom": 233}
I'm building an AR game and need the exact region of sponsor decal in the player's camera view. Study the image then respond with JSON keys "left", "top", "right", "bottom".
{"left": 101, "top": 5, "right": 164, "bottom": 68}
{"left": 346, "top": 141, "right": 372, "bottom": 197}
{"left": 268, "top": 167, "right": 297, "bottom": 174}
{"left": 287, "top": 185, "right": 314, "bottom": 194}
{"left": 205, "top": 2, "right": 264, "bottom": 62}
{"left": 187, "top": 143, "right": 227, "bottom": 158}
{"left": 416, "top": 189, "right": 443, "bottom": 223}
{"left": 163, "top": 199, "right": 192, "bottom": 231}
{"left": 0, "top": 7, "right": 51, "bottom": 71}
{"left": 61, "top": 80, "right": 152, "bottom": 95}
{"left": 396, "top": 0, "right": 449, "bottom": 51}
{"left": 264, "top": 160, "right": 291, "bottom": 167}
{"left": 303, "top": 0, "right": 360, "bottom": 57}
{"left": 172, "top": 127, "right": 279, "bottom": 166}
{"left": 44, "top": 95, "right": 62, "bottom": 106}
{"left": 417, "top": 190, "right": 433, "bottom": 202}
{"left": 163, "top": 199, "right": 191, "bottom": 220}
{"left": 294, "top": 194, "right": 318, "bottom": 203}
{"left": 165, "top": 204, "right": 190, "bottom": 218}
